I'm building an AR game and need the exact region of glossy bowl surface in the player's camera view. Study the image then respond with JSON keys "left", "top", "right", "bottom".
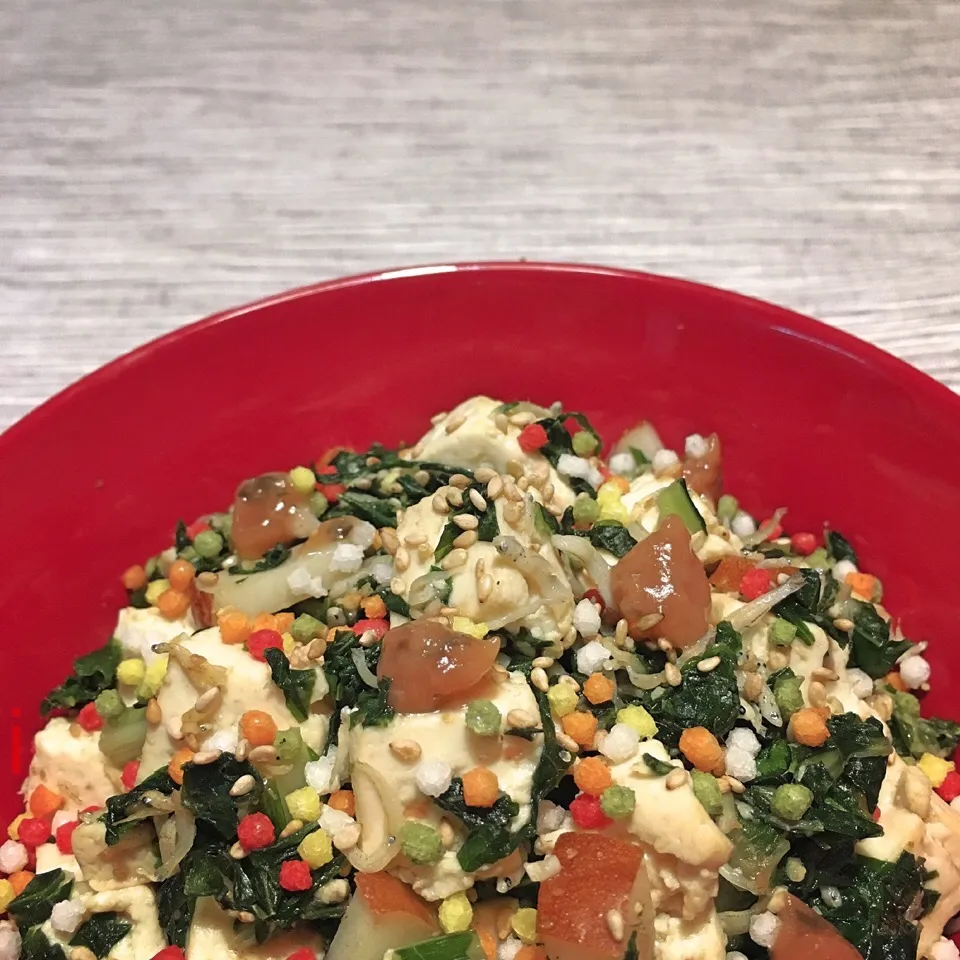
{"left": 2, "top": 261, "right": 959, "bottom": 823}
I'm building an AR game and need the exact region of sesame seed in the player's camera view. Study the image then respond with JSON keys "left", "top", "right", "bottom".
{"left": 506, "top": 459, "right": 524, "bottom": 479}
{"left": 197, "top": 571, "right": 219, "bottom": 588}
{"left": 665, "top": 662, "right": 682, "bottom": 687}
{"left": 404, "top": 532, "right": 427, "bottom": 546}
{"left": 833, "top": 617, "right": 854, "bottom": 631}
{"left": 475, "top": 467, "right": 497, "bottom": 483}
{"left": 248, "top": 745, "right": 278, "bottom": 764}
{"left": 414, "top": 469, "right": 431, "bottom": 485}
{"left": 486, "top": 476, "right": 504, "bottom": 500}
{"left": 441, "top": 548, "right": 469, "bottom": 570}
{"left": 812, "top": 667, "right": 839, "bottom": 682}
{"left": 359, "top": 629, "right": 381, "bottom": 647}
{"left": 439, "top": 819, "right": 456, "bottom": 848}
{"left": 469, "top": 489, "right": 487, "bottom": 511}
{"left": 389, "top": 738, "right": 422, "bottom": 762}
{"left": 354, "top": 477, "right": 373, "bottom": 490}
{"left": 531, "top": 667, "right": 550, "bottom": 692}
{"left": 453, "top": 513, "right": 479, "bottom": 530}
{"left": 638, "top": 613, "right": 665, "bottom": 632}
{"left": 808, "top": 680, "right": 827, "bottom": 706}
{"left": 446, "top": 487, "right": 464, "bottom": 507}
{"left": 768, "top": 887, "right": 788, "bottom": 914}
{"left": 449, "top": 473, "right": 471, "bottom": 489}
{"left": 439, "top": 605, "right": 458, "bottom": 617}
{"left": 477, "top": 573, "right": 494, "bottom": 601}
{"left": 235, "top": 738, "right": 249, "bottom": 761}
{"left": 432, "top": 494, "right": 451, "bottom": 515}
{"left": 507, "top": 708, "right": 538, "bottom": 728}
{"left": 726, "top": 775, "right": 746, "bottom": 794}
{"left": 509, "top": 411, "right": 536, "bottom": 426}
{"left": 146, "top": 698, "right": 162, "bottom": 725}
{"left": 229, "top": 841, "right": 248, "bottom": 860}
{"left": 716, "top": 776, "right": 732, "bottom": 794}
{"left": 742, "top": 673, "right": 764, "bottom": 701}
{"left": 542, "top": 482, "right": 555, "bottom": 503}
{"left": 390, "top": 576, "right": 405, "bottom": 595}
{"left": 380, "top": 527, "right": 399, "bottom": 554}
{"left": 453, "top": 530, "right": 478, "bottom": 549}
{"left": 192, "top": 749, "right": 222, "bottom": 765}
{"left": 517, "top": 476, "right": 530, "bottom": 491}
{"left": 532, "top": 656, "right": 555, "bottom": 669}
{"left": 394, "top": 547, "right": 411, "bottom": 572}
{"left": 504, "top": 481, "right": 523, "bottom": 502}
{"left": 445, "top": 413, "right": 467, "bottom": 434}
{"left": 503, "top": 502, "right": 523, "bottom": 525}
{"left": 418, "top": 542, "right": 433, "bottom": 560}
{"left": 606, "top": 909, "right": 625, "bottom": 942}
{"left": 557, "top": 732, "right": 580, "bottom": 753}
{"left": 666, "top": 768, "right": 687, "bottom": 790}
{"left": 615, "top": 618, "right": 629, "bottom": 643}
{"left": 280, "top": 818, "right": 305, "bottom": 839}
{"left": 431, "top": 411, "right": 448, "bottom": 425}
{"left": 494, "top": 412, "right": 509, "bottom": 433}
{"left": 697, "top": 656, "right": 722, "bottom": 673}
{"left": 230, "top": 774, "right": 257, "bottom": 797}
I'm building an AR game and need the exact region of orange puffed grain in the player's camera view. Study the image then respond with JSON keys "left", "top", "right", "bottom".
{"left": 561, "top": 711, "right": 599, "bottom": 749}
{"left": 28, "top": 784, "right": 64, "bottom": 819}
{"left": 583, "top": 673, "right": 615, "bottom": 705}
{"left": 789, "top": 708, "right": 830, "bottom": 747}
{"left": 121, "top": 564, "right": 148, "bottom": 591}
{"left": 157, "top": 588, "right": 191, "bottom": 620}
{"left": 463, "top": 767, "right": 500, "bottom": 807}
{"left": 168, "top": 748, "right": 195, "bottom": 786}
{"left": 516, "top": 949, "right": 547, "bottom": 960}
{"left": 327, "top": 789, "right": 356, "bottom": 818}
{"left": 679, "top": 726, "right": 724, "bottom": 772}
{"left": 9, "top": 871, "right": 34, "bottom": 895}
{"left": 219, "top": 610, "right": 252, "bottom": 645}
{"left": 240, "top": 710, "right": 278, "bottom": 747}
{"left": 573, "top": 756, "right": 613, "bottom": 796}
{"left": 362, "top": 595, "right": 387, "bottom": 619}
{"left": 884, "top": 671, "right": 907, "bottom": 693}
{"left": 168, "top": 559, "right": 196, "bottom": 592}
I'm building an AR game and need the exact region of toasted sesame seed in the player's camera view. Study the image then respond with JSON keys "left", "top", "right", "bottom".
{"left": 509, "top": 411, "right": 536, "bottom": 427}
{"left": 280, "top": 818, "right": 305, "bottom": 839}
{"left": 195, "top": 687, "right": 221, "bottom": 712}
{"left": 380, "top": 527, "right": 399, "bottom": 555}
{"left": 486, "top": 476, "right": 504, "bottom": 500}
{"left": 477, "top": 573, "right": 494, "bottom": 601}
{"left": 557, "top": 732, "right": 581, "bottom": 753}
{"left": 394, "top": 547, "right": 411, "bottom": 572}
{"left": 517, "top": 476, "right": 530, "bottom": 491}
{"left": 808, "top": 680, "right": 827, "bottom": 707}
{"left": 389, "top": 738, "right": 423, "bottom": 762}
{"left": 638, "top": 613, "right": 664, "bottom": 632}
{"left": 615, "top": 618, "right": 629, "bottom": 643}
{"left": 235, "top": 738, "right": 249, "bottom": 761}
{"left": 431, "top": 411, "right": 448, "bottom": 425}
{"left": 697, "top": 656, "right": 722, "bottom": 673}
{"left": 812, "top": 667, "right": 839, "bottom": 682}
{"left": 833, "top": 617, "right": 855, "bottom": 632}
{"left": 606, "top": 909, "right": 625, "bottom": 942}
{"left": 432, "top": 494, "right": 451, "bottom": 515}
{"left": 542, "top": 481, "right": 555, "bottom": 503}
{"left": 453, "top": 513, "right": 479, "bottom": 530}
{"left": 742, "top": 672, "right": 764, "bottom": 701}
{"left": 192, "top": 749, "right": 222, "bottom": 765}
{"left": 404, "top": 532, "right": 427, "bottom": 546}
{"left": 468, "top": 488, "right": 487, "bottom": 511}
{"left": 503, "top": 502, "right": 523, "bottom": 525}
{"left": 230, "top": 774, "right": 257, "bottom": 797}
{"left": 666, "top": 768, "right": 687, "bottom": 790}
{"left": 507, "top": 708, "right": 538, "bottom": 729}
{"left": 453, "top": 530, "right": 479, "bottom": 549}
{"left": 234, "top": 911, "right": 256, "bottom": 923}
{"left": 146, "top": 698, "right": 162, "bottom": 725}
{"left": 449, "top": 473, "right": 471, "bottom": 489}
{"left": 441, "top": 548, "right": 469, "bottom": 570}
{"left": 445, "top": 413, "right": 467, "bottom": 434}
{"left": 726, "top": 775, "right": 746, "bottom": 794}
{"left": 530, "top": 667, "right": 550, "bottom": 692}
{"left": 439, "top": 605, "right": 458, "bottom": 617}
{"left": 504, "top": 481, "right": 523, "bottom": 502}
{"left": 532, "top": 655, "right": 555, "bottom": 669}
{"left": 229, "top": 841, "right": 248, "bottom": 860}
{"left": 504, "top": 459, "right": 523, "bottom": 479}
{"left": 665, "top": 662, "right": 682, "bottom": 687}
{"left": 475, "top": 467, "right": 497, "bottom": 482}
{"left": 716, "top": 776, "right": 732, "bottom": 794}
{"left": 413, "top": 469, "right": 431, "bottom": 485}
{"left": 248, "top": 745, "right": 278, "bottom": 764}
{"left": 418, "top": 542, "right": 433, "bottom": 560}
{"left": 197, "top": 571, "right": 219, "bottom": 588}
{"left": 307, "top": 636, "right": 328, "bottom": 660}
{"left": 446, "top": 487, "right": 464, "bottom": 507}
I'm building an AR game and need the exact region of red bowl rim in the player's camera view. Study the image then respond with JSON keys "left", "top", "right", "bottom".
{"left": 4, "top": 260, "right": 959, "bottom": 447}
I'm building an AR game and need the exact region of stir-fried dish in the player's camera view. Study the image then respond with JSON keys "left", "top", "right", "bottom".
{"left": 3, "top": 396, "right": 960, "bottom": 960}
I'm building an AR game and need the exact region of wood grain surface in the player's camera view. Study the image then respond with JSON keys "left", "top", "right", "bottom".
{"left": 2, "top": 0, "right": 959, "bottom": 430}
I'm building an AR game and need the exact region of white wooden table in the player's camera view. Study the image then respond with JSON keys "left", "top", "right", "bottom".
{"left": 2, "top": 0, "right": 958, "bottom": 431}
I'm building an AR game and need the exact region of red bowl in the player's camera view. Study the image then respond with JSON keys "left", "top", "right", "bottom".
{"left": 2, "top": 261, "right": 958, "bottom": 824}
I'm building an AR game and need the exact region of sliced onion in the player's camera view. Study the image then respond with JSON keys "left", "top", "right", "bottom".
{"left": 552, "top": 535, "right": 613, "bottom": 606}
{"left": 494, "top": 535, "right": 573, "bottom": 608}
{"left": 727, "top": 575, "right": 804, "bottom": 633}
{"left": 407, "top": 570, "right": 450, "bottom": 609}
{"left": 719, "top": 910, "right": 753, "bottom": 937}
{"left": 351, "top": 648, "right": 379, "bottom": 689}
{"left": 115, "top": 790, "right": 177, "bottom": 826}
{"left": 157, "top": 637, "right": 228, "bottom": 692}
{"left": 345, "top": 762, "right": 403, "bottom": 873}
{"left": 484, "top": 601, "right": 541, "bottom": 631}
{"left": 155, "top": 794, "right": 196, "bottom": 881}
{"left": 741, "top": 508, "right": 787, "bottom": 548}
{"left": 720, "top": 830, "right": 790, "bottom": 895}
{"left": 198, "top": 517, "right": 376, "bottom": 617}
{"left": 613, "top": 421, "right": 663, "bottom": 461}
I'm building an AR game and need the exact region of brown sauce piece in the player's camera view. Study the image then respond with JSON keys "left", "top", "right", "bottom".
{"left": 682, "top": 433, "right": 723, "bottom": 503}
{"left": 230, "top": 472, "right": 312, "bottom": 560}
{"left": 771, "top": 895, "right": 864, "bottom": 960}
{"left": 610, "top": 514, "right": 710, "bottom": 648}
{"left": 377, "top": 620, "right": 500, "bottom": 714}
